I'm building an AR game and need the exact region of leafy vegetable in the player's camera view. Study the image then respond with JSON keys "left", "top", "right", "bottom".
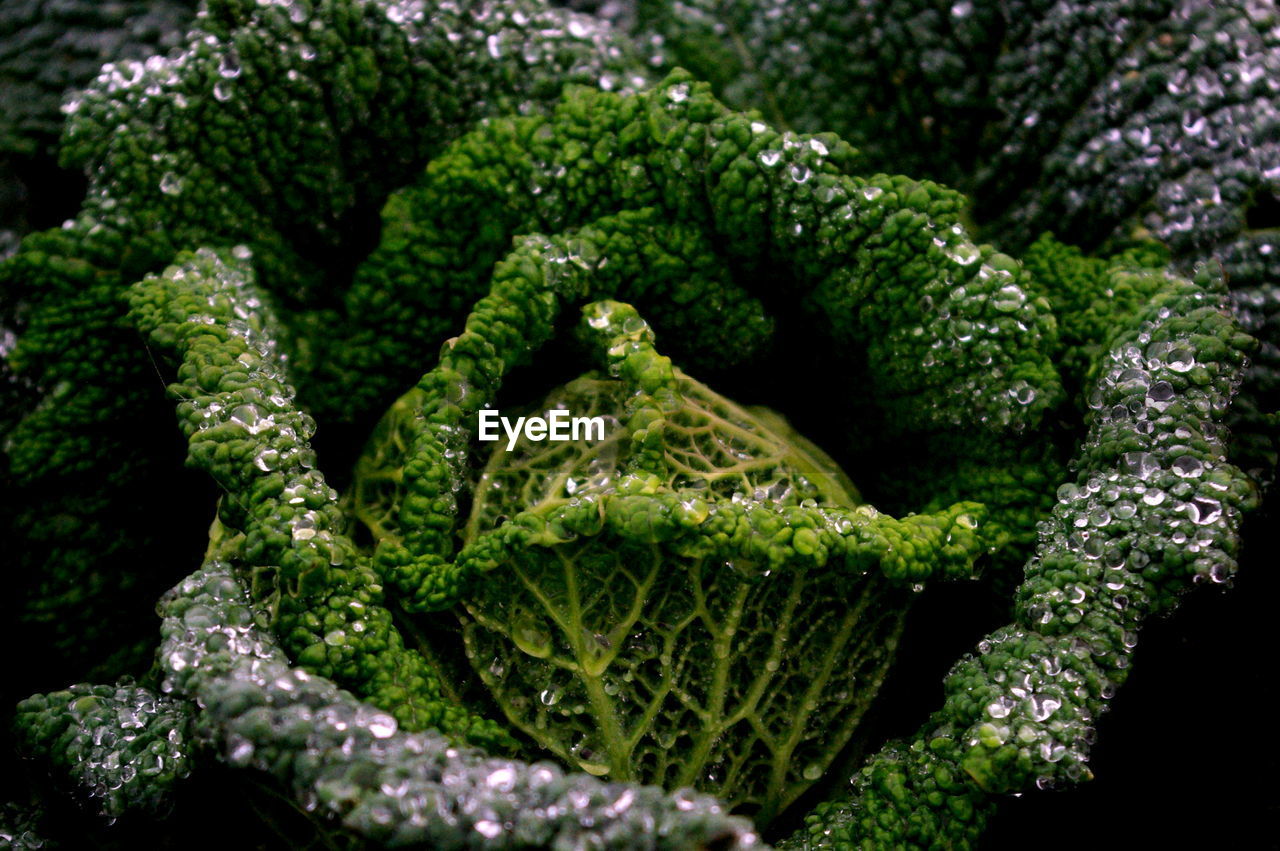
{"left": 16, "top": 684, "right": 193, "bottom": 820}
{"left": 119, "top": 69, "right": 1042, "bottom": 826}
{"left": 786, "top": 263, "right": 1257, "bottom": 848}
{"left": 0, "top": 0, "right": 198, "bottom": 251}
{"left": 126, "top": 246, "right": 512, "bottom": 747}
{"left": 327, "top": 71, "right": 1067, "bottom": 578}
{"left": 624, "top": 0, "right": 1280, "bottom": 471}
{"left": 19, "top": 512, "right": 765, "bottom": 850}
{"left": 3, "top": 0, "right": 1272, "bottom": 848}
{"left": 627, "top": 0, "right": 1280, "bottom": 277}
{"left": 1, "top": 0, "right": 637, "bottom": 697}
{"left": 152, "top": 524, "right": 762, "bottom": 850}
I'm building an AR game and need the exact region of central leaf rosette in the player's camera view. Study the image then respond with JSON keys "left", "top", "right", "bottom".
{"left": 353, "top": 299, "right": 987, "bottom": 823}
{"left": 460, "top": 368, "right": 959, "bottom": 821}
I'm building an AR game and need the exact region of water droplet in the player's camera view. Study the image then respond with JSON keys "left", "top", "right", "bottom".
{"left": 218, "top": 51, "right": 242, "bottom": 79}
{"left": 677, "top": 498, "right": 709, "bottom": 524}
{"left": 1189, "top": 497, "right": 1222, "bottom": 524}
{"left": 229, "top": 739, "right": 254, "bottom": 763}
{"left": 159, "top": 172, "right": 182, "bottom": 196}
{"left": 1117, "top": 368, "right": 1151, "bottom": 392}
{"left": 992, "top": 284, "right": 1025, "bottom": 312}
{"left": 1008, "top": 381, "right": 1038, "bottom": 406}
{"left": 1172, "top": 455, "right": 1204, "bottom": 478}
{"left": 1167, "top": 346, "right": 1196, "bottom": 372}
{"left": 486, "top": 767, "right": 516, "bottom": 790}
{"left": 945, "top": 242, "right": 981, "bottom": 265}
{"left": 367, "top": 715, "right": 396, "bottom": 738}
{"left": 572, "top": 734, "right": 610, "bottom": 775}
{"left": 254, "top": 449, "right": 279, "bottom": 471}
{"left": 1145, "top": 381, "right": 1174, "bottom": 410}
{"left": 511, "top": 612, "right": 552, "bottom": 658}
